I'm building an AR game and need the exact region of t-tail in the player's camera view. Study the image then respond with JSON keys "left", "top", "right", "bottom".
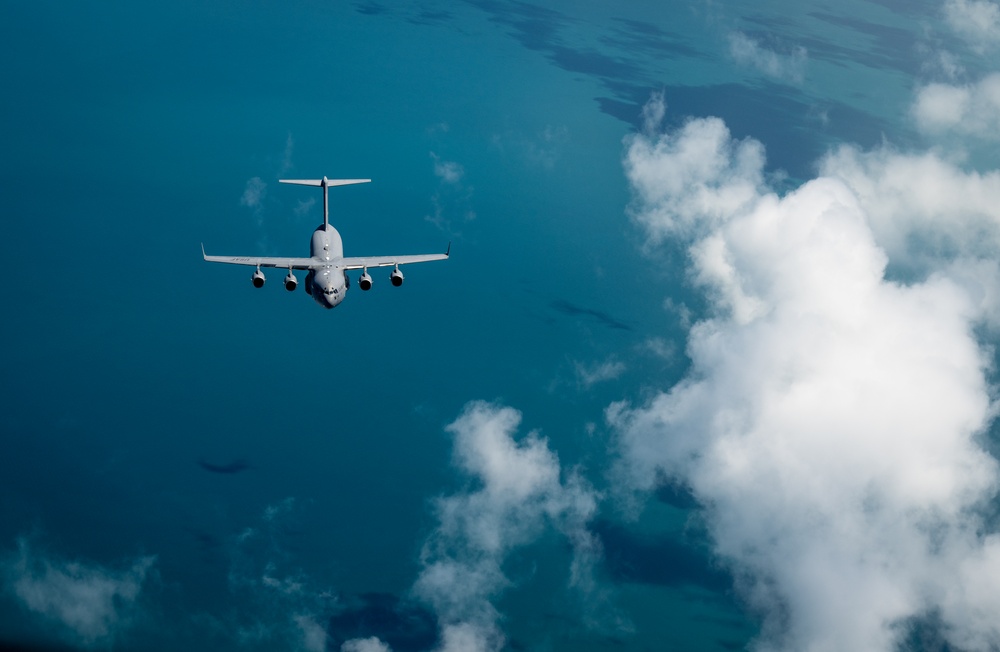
{"left": 279, "top": 176, "right": 371, "bottom": 227}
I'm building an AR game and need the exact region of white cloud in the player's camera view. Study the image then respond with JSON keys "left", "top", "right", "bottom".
{"left": 728, "top": 32, "right": 807, "bottom": 84}
{"left": 341, "top": 636, "right": 393, "bottom": 652}
{"left": 624, "top": 100, "right": 765, "bottom": 242}
{"left": 922, "top": 48, "right": 965, "bottom": 80}
{"left": 574, "top": 358, "right": 626, "bottom": 388}
{"left": 944, "top": 0, "right": 1000, "bottom": 50}
{"left": 414, "top": 401, "right": 601, "bottom": 652}
{"left": 263, "top": 496, "right": 296, "bottom": 522}
{"left": 240, "top": 176, "right": 267, "bottom": 210}
{"left": 642, "top": 337, "right": 676, "bottom": 361}
{"left": 431, "top": 152, "right": 464, "bottom": 184}
{"left": 3, "top": 538, "right": 155, "bottom": 647}
{"left": 295, "top": 613, "right": 329, "bottom": 652}
{"left": 425, "top": 152, "right": 476, "bottom": 236}
{"left": 912, "top": 74, "right": 1000, "bottom": 140}
{"left": 641, "top": 92, "right": 667, "bottom": 135}
{"left": 819, "top": 143, "right": 1000, "bottom": 290}
{"left": 613, "top": 102, "right": 1000, "bottom": 651}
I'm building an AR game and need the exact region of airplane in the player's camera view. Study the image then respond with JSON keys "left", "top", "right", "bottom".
{"left": 202, "top": 177, "right": 450, "bottom": 309}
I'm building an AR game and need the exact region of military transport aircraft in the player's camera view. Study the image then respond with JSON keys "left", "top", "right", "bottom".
{"left": 202, "top": 177, "right": 450, "bottom": 309}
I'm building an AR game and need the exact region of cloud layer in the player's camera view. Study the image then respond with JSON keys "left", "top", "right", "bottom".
{"left": 613, "top": 97, "right": 1000, "bottom": 651}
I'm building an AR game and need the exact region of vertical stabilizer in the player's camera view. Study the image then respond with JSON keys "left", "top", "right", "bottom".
{"left": 279, "top": 177, "right": 371, "bottom": 227}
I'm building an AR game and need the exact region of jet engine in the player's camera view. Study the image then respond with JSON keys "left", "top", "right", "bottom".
{"left": 284, "top": 271, "right": 298, "bottom": 291}
{"left": 359, "top": 269, "right": 373, "bottom": 291}
{"left": 390, "top": 266, "right": 404, "bottom": 287}
{"left": 251, "top": 269, "right": 266, "bottom": 288}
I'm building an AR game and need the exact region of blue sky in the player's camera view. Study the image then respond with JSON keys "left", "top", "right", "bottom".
{"left": 3, "top": 1, "right": 1000, "bottom": 651}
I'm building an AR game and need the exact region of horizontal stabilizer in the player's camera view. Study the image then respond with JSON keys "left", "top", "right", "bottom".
{"left": 279, "top": 178, "right": 371, "bottom": 187}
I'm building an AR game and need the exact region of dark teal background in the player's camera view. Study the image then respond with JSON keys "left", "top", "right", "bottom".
{"left": 0, "top": 1, "right": 956, "bottom": 650}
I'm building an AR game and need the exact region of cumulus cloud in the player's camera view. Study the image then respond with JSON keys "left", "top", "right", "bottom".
{"left": 3, "top": 538, "right": 155, "bottom": 647}
{"left": 613, "top": 100, "right": 1000, "bottom": 651}
{"left": 912, "top": 74, "right": 1000, "bottom": 139}
{"left": 944, "top": 0, "right": 1000, "bottom": 50}
{"left": 414, "top": 401, "right": 601, "bottom": 652}
{"left": 818, "top": 142, "right": 1000, "bottom": 289}
{"left": 728, "top": 32, "right": 807, "bottom": 84}
{"left": 625, "top": 93, "right": 765, "bottom": 242}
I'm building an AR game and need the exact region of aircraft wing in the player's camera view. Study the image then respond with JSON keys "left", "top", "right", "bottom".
{"left": 202, "top": 245, "right": 317, "bottom": 270}
{"left": 202, "top": 244, "right": 450, "bottom": 270}
{"left": 338, "top": 243, "right": 451, "bottom": 270}
{"left": 338, "top": 251, "right": 449, "bottom": 270}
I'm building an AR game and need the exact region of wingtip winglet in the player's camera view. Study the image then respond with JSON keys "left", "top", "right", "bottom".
{"left": 445, "top": 241, "right": 451, "bottom": 257}
{"left": 201, "top": 242, "right": 207, "bottom": 260}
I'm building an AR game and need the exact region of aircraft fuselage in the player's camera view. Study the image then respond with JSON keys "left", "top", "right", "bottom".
{"left": 309, "top": 224, "right": 348, "bottom": 309}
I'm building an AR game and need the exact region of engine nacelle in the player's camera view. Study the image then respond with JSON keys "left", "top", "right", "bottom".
{"left": 251, "top": 269, "right": 266, "bottom": 288}
{"left": 284, "top": 271, "right": 298, "bottom": 292}
{"left": 390, "top": 267, "right": 404, "bottom": 287}
{"left": 359, "top": 270, "right": 373, "bottom": 291}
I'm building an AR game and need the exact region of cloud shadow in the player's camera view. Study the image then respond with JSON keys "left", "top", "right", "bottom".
{"left": 593, "top": 520, "right": 731, "bottom": 592}
{"left": 550, "top": 299, "right": 631, "bottom": 332}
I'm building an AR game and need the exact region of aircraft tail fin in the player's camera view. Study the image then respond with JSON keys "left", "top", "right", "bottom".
{"left": 279, "top": 177, "right": 371, "bottom": 227}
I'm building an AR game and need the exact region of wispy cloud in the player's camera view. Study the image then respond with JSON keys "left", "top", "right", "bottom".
{"left": 2, "top": 538, "right": 155, "bottom": 648}
{"left": 225, "top": 498, "right": 334, "bottom": 652}
{"left": 613, "top": 96, "right": 1000, "bottom": 651}
{"left": 413, "top": 401, "right": 602, "bottom": 652}
{"left": 431, "top": 152, "right": 464, "bottom": 185}
{"left": 425, "top": 152, "right": 475, "bottom": 236}
{"left": 240, "top": 176, "right": 267, "bottom": 211}
{"left": 641, "top": 337, "right": 675, "bottom": 362}
{"left": 280, "top": 132, "right": 295, "bottom": 176}
{"left": 294, "top": 197, "right": 317, "bottom": 218}
{"left": 490, "top": 125, "right": 570, "bottom": 169}
{"left": 728, "top": 32, "right": 807, "bottom": 84}
{"left": 574, "top": 358, "right": 626, "bottom": 389}
{"left": 240, "top": 134, "right": 300, "bottom": 240}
